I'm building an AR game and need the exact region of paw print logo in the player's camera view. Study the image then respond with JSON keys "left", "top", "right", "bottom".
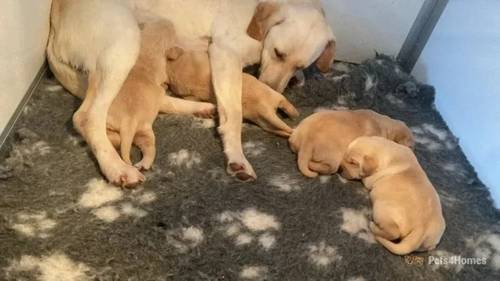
{"left": 216, "top": 208, "right": 280, "bottom": 250}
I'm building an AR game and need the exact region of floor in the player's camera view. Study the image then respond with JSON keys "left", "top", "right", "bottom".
{"left": 0, "top": 56, "right": 499, "bottom": 281}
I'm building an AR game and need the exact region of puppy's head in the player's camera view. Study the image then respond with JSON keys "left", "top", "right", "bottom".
{"left": 165, "top": 46, "right": 213, "bottom": 96}
{"left": 340, "top": 136, "right": 385, "bottom": 180}
{"left": 141, "top": 20, "right": 178, "bottom": 51}
{"left": 389, "top": 120, "right": 415, "bottom": 149}
{"left": 247, "top": 1, "right": 335, "bottom": 93}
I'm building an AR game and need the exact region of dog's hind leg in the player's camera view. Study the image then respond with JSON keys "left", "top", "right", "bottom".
{"left": 65, "top": 3, "right": 144, "bottom": 187}
{"left": 159, "top": 94, "right": 215, "bottom": 118}
{"left": 133, "top": 127, "right": 156, "bottom": 171}
{"left": 119, "top": 119, "right": 138, "bottom": 166}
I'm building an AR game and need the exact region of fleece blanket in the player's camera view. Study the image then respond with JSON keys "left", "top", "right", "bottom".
{"left": 1, "top": 55, "right": 499, "bottom": 281}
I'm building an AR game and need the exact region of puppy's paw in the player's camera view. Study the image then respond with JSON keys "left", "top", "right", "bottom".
{"left": 194, "top": 103, "right": 216, "bottom": 119}
{"left": 134, "top": 160, "right": 153, "bottom": 171}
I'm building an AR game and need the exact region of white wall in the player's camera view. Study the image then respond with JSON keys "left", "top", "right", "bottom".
{"left": 413, "top": 0, "right": 500, "bottom": 207}
{"left": 0, "top": 0, "right": 52, "bottom": 134}
{"left": 321, "top": 0, "right": 424, "bottom": 63}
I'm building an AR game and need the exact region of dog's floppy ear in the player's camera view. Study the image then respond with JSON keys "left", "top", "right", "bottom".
{"left": 166, "top": 46, "right": 184, "bottom": 61}
{"left": 247, "top": 1, "right": 283, "bottom": 41}
{"left": 391, "top": 122, "right": 415, "bottom": 149}
{"left": 315, "top": 40, "right": 336, "bottom": 73}
{"left": 361, "top": 155, "right": 377, "bottom": 177}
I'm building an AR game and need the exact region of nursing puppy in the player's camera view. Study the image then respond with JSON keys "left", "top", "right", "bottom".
{"left": 340, "top": 136, "right": 445, "bottom": 255}
{"left": 102, "top": 20, "right": 214, "bottom": 178}
{"left": 165, "top": 46, "right": 300, "bottom": 137}
{"left": 288, "top": 110, "right": 414, "bottom": 177}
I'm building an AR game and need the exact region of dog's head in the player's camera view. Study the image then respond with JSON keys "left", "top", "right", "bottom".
{"left": 247, "top": 1, "right": 336, "bottom": 92}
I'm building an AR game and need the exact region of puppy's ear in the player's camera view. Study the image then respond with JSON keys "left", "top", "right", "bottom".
{"left": 315, "top": 40, "right": 336, "bottom": 73}
{"left": 247, "top": 1, "right": 283, "bottom": 41}
{"left": 392, "top": 122, "right": 415, "bottom": 149}
{"left": 166, "top": 46, "right": 184, "bottom": 61}
{"left": 361, "top": 155, "right": 377, "bottom": 177}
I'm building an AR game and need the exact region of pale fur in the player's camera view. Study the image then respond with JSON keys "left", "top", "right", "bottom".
{"left": 289, "top": 110, "right": 414, "bottom": 178}
{"left": 47, "top": 0, "right": 335, "bottom": 184}
{"left": 165, "top": 46, "right": 300, "bottom": 137}
{"left": 340, "top": 136, "right": 446, "bottom": 255}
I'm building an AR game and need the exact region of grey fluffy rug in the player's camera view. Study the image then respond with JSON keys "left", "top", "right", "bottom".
{"left": 1, "top": 55, "right": 499, "bottom": 281}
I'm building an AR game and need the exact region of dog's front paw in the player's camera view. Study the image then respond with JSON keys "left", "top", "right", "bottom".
{"left": 227, "top": 157, "right": 256, "bottom": 182}
{"left": 105, "top": 163, "right": 145, "bottom": 188}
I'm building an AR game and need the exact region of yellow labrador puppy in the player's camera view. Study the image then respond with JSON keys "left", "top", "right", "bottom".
{"left": 103, "top": 20, "right": 214, "bottom": 178}
{"left": 288, "top": 110, "right": 414, "bottom": 177}
{"left": 165, "top": 46, "right": 300, "bottom": 137}
{"left": 340, "top": 136, "right": 445, "bottom": 255}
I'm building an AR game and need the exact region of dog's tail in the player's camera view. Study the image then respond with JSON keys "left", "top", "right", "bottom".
{"left": 297, "top": 142, "right": 318, "bottom": 178}
{"left": 119, "top": 119, "right": 138, "bottom": 165}
{"left": 375, "top": 228, "right": 424, "bottom": 255}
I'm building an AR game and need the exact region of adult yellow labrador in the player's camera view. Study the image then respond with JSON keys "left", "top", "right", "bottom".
{"left": 47, "top": 0, "right": 335, "bottom": 186}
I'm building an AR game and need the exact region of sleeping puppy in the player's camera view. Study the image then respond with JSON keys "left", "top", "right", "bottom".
{"left": 103, "top": 20, "right": 215, "bottom": 174}
{"left": 288, "top": 109, "right": 414, "bottom": 177}
{"left": 164, "top": 46, "right": 300, "bottom": 137}
{"left": 340, "top": 136, "right": 445, "bottom": 255}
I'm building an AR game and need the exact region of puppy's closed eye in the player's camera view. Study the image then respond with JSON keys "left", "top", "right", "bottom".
{"left": 274, "top": 48, "right": 286, "bottom": 60}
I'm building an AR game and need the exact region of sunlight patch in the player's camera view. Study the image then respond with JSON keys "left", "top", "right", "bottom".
{"left": 168, "top": 149, "right": 202, "bottom": 169}
{"left": 5, "top": 252, "right": 91, "bottom": 281}
{"left": 10, "top": 211, "right": 57, "bottom": 238}
{"left": 307, "top": 241, "right": 342, "bottom": 268}
{"left": 340, "top": 208, "right": 375, "bottom": 244}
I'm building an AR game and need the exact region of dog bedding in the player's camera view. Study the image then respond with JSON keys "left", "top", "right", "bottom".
{"left": 0, "top": 55, "right": 499, "bottom": 280}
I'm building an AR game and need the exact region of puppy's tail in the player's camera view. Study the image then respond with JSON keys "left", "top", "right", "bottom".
{"left": 375, "top": 228, "right": 424, "bottom": 255}
{"left": 297, "top": 142, "right": 318, "bottom": 178}
{"left": 119, "top": 119, "right": 138, "bottom": 165}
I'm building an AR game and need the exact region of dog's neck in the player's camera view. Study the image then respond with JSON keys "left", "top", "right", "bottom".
{"left": 362, "top": 163, "right": 410, "bottom": 189}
